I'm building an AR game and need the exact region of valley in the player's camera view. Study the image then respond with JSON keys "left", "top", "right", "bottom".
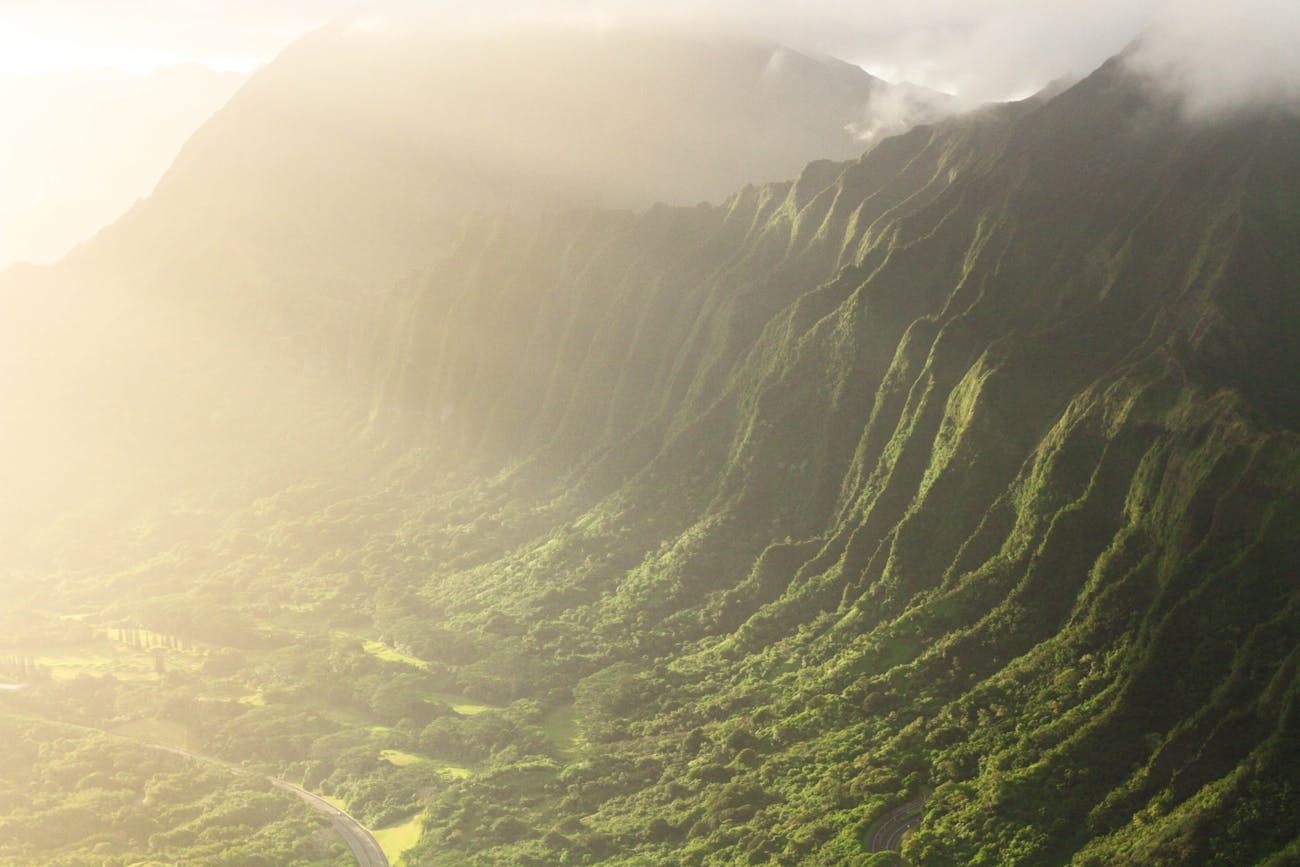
{"left": 0, "top": 18, "right": 1297, "bottom": 867}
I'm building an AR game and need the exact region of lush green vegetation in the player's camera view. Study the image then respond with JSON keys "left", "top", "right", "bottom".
{"left": 0, "top": 715, "right": 349, "bottom": 866}
{"left": 1, "top": 44, "right": 1297, "bottom": 867}
{"left": 374, "top": 816, "right": 424, "bottom": 865}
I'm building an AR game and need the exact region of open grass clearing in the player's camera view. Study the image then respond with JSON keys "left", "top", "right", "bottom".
{"left": 432, "top": 762, "right": 472, "bottom": 780}
{"left": 374, "top": 815, "right": 423, "bottom": 865}
{"left": 380, "top": 749, "right": 426, "bottom": 767}
{"left": 362, "top": 639, "right": 429, "bottom": 670}
{"left": 429, "top": 692, "right": 495, "bottom": 715}
{"left": 378, "top": 749, "right": 471, "bottom": 779}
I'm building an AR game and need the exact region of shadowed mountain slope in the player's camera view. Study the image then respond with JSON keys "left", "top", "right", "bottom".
{"left": 355, "top": 55, "right": 1300, "bottom": 864}
{"left": 0, "top": 32, "right": 1295, "bottom": 864}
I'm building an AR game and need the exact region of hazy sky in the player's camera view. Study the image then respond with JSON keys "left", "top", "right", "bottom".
{"left": 0, "top": 64, "right": 243, "bottom": 268}
{"left": 0, "top": 1, "right": 1295, "bottom": 99}
{"left": 0, "top": 1, "right": 1143, "bottom": 94}
{"left": 1, "top": 0, "right": 1296, "bottom": 268}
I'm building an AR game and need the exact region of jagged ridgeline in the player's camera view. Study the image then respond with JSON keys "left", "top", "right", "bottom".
{"left": 369, "top": 55, "right": 1300, "bottom": 864}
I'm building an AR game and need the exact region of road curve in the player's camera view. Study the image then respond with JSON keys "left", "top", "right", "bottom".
{"left": 883, "top": 811, "right": 922, "bottom": 852}
{"left": 270, "top": 777, "right": 389, "bottom": 867}
{"left": 151, "top": 744, "right": 389, "bottom": 867}
{"left": 0, "top": 711, "right": 390, "bottom": 867}
{"left": 869, "top": 798, "right": 924, "bottom": 854}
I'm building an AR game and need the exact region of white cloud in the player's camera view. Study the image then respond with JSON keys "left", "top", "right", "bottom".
{"left": 1127, "top": 0, "right": 1300, "bottom": 117}
{"left": 1, "top": 1, "right": 1297, "bottom": 109}
{"left": 360, "top": 0, "right": 1300, "bottom": 111}
{"left": 846, "top": 83, "right": 956, "bottom": 145}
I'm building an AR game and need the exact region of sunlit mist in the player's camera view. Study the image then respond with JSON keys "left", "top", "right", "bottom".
{"left": 1, "top": 3, "right": 1297, "bottom": 866}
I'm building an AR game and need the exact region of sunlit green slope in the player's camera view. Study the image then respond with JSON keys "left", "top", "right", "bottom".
{"left": 1, "top": 39, "right": 1296, "bottom": 866}
{"left": 361, "top": 55, "right": 1300, "bottom": 865}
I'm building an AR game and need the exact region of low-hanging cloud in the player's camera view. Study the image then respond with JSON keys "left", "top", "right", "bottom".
{"left": 1126, "top": 0, "right": 1300, "bottom": 117}
{"left": 355, "top": 0, "right": 1300, "bottom": 116}
{"left": 845, "top": 84, "right": 956, "bottom": 146}
{"left": 5, "top": 1, "right": 1299, "bottom": 113}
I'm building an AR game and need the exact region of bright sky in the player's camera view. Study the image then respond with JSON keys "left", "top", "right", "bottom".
{"left": 0, "top": 2, "right": 330, "bottom": 76}
{"left": 1, "top": 0, "right": 1295, "bottom": 270}
{"left": 0, "top": 1, "right": 301, "bottom": 268}
{"left": 3, "top": 0, "right": 1298, "bottom": 96}
{"left": 0, "top": 1, "right": 1145, "bottom": 92}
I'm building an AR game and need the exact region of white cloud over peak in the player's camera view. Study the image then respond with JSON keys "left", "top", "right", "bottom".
{"left": 1127, "top": 0, "right": 1300, "bottom": 117}
{"left": 3, "top": 1, "right": 1298, "bottom": 113}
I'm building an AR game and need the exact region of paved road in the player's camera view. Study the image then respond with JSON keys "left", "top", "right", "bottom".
{"left": 883, "top": 811, "right": 922, "bottom": 852}
{"left": 270, "top": 777, "right": 389, "bottom": 867}
{"left": 150, "top": 744, "right": 389, "bottom": 867}
{"left": 869, "top": 798, "right": 925, "bottom": 854}
{"left": 1, "top": 710, "right": 388, "bottom": 866}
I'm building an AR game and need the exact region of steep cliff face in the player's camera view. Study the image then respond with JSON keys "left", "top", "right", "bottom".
{"left": 369, "top": 56, "right": 1299, "bottom": 864}
{"left": 2, "top": 28, "right": 1294, "bottom": 862}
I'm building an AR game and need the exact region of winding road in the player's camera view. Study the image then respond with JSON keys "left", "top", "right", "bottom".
{"left": 269, "top": 776, "right": 389, "bottom": 867}
{"left": 869, "top": 797, "right": 925, "bottom": 854}
{"left": 0, "top": 708, "right": 389, "bottom": 865}
{"left": 143, "top": 743, "right": 389, "bottom": 867}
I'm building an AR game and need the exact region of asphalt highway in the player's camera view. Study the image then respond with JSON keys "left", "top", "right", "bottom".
{"left": 152, "top": 743, "right": 389, "bottom": 867}
{"left": 869, "top": 797, "right": 925, "bottom": 854}
{"left": 270, "top": 777, "right": 389, "bottom": 867}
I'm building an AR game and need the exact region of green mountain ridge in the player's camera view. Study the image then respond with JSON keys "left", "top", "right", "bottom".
{"left": 1, "top": 40, "right": 1297, "bottom": 867}
{"left": 347, "top": 55, "right": 1299, "bottom": 864}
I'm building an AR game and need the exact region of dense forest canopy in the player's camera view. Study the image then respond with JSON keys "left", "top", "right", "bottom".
{"left": 1, "top": 18, "right": 1297, "bottom": 867}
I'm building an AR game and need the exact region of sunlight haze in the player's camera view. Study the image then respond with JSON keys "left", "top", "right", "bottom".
{"left": 0, "top": 3, "right": 1296, "bottom": 865}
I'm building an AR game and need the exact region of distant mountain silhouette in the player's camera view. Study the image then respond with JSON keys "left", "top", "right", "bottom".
{"left": 0, "top": 26, "right": 933, "bottom": 558}
{"left": 0, "top": 63, "right": 244, "bottom": 270}
{"left": 1, "top": 27, "right": 1297, "bottom": 864}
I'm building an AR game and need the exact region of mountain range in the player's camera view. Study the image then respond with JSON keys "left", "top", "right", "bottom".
{"left": 0, "top": 28, "right": 930, "bottom": 561}
{"left": 0, "top": 63, "right": 244, "bottom": 270}
{"left": 1, "top": 25, "right": 1296, "bottom": 867}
